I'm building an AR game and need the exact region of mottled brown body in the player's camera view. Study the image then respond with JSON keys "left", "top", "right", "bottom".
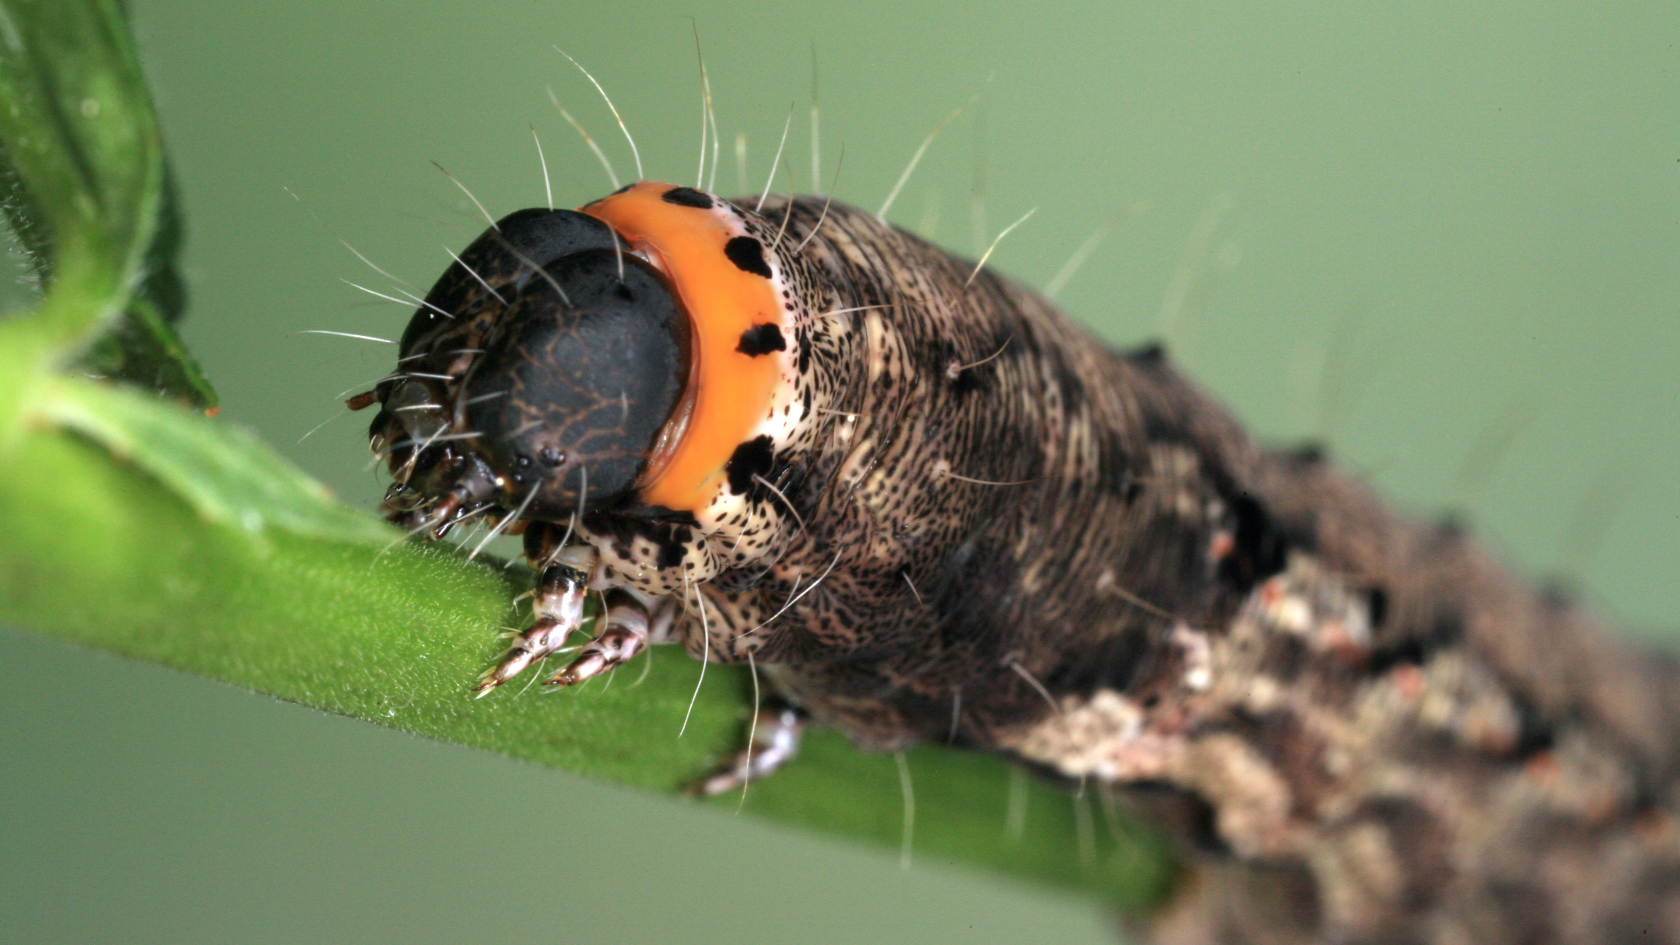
{"left": 709, "top": 198, "right": 1680, "bottom": 944}
{"left": 716, "top": 197, "right": 1278, "bottom": 744}
{"left": 368, "top": 190, "right": 1680, "bottom": 944}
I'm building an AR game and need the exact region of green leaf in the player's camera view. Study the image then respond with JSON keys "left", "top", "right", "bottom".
{"left": 0, "top": 0, "right": 159, "bottom": 338}
{"left": 70, "top": 169, "right": 217, "bottom": 406}
{"left": 0, "top": 0, "right": 210, "bottom": 406}
{"left": 37, "top": 374, "right": 391, "bottom": 544}
{"left": 68, "top": 285, "right": 219, "bottom": 406}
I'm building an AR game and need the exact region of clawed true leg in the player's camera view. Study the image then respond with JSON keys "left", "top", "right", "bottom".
{"left": 544, "top": 590, "right": 675, "bottom": 687}
{"left": 474, "top": 522, "right": 597, "bottom": 693}
{"left": 693, "top": 704, "right": 806, "bottom": 796}
{"left": 472, "top": 527, "right": 805, "bottom": 793}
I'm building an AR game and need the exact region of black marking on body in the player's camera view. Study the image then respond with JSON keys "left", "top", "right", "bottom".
{"left": 1366, "top": 587, "right": 1390, "bottom": 629}
{"left": 1288, "top": 442, "right": 1329, "bottom": 465}
{"left": 1045, "top": 338, "right": 1090, "bottom": 410}
{"left": 736, "top": 323, "right": 786, "bottom": 356}
{"left": 661, "top": 186, "right": 714, "bottom": 209}
{"left": 1507, "top": 691, "right": 1560, "bottom": 757}
{"left": 1123, "top": 340, "right": 1168, "bottom": 365}
{"left": 724, "top": 435, "right": 776, "bottom": 493}
{"left": 1219, "top": 493, "right": 1289, "bottom": 590}
{"left": 1367, "top": 611, "right": 1466, "bottom": 673}
{"left": 723, "top": 236, "right": 773, "bottom": 278}
{"left": 1121, "top": 476, "right": 1145, "bottom": 506}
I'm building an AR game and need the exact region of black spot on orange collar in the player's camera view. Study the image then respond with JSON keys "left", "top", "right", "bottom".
{"left": 736, "top": 323, "right": 786, "bottom": 357}
{"left": 661, "top": 186, "right": 714, "bottom": 209}
{"left": 724, "top": 236, "right": 773, "bottom": 278}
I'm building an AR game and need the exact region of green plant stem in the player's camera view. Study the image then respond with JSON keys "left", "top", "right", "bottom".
{"left": 0, "top": 419, "right": 1177, "bottom": 910}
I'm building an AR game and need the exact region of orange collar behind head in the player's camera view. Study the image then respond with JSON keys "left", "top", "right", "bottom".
{"left": 583, "top": 182, "right": 786, "bottom": 513}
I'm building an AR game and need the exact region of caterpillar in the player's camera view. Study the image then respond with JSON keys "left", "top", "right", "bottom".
{"left": 348, "top": 171, "right": 1680, "bottom": 944}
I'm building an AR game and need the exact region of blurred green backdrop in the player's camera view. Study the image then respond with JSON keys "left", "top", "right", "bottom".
{"left": 2, "top": 1, "right": 1675, "bottom": 943}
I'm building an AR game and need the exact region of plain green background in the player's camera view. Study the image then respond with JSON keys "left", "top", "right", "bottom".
{"left": 3, "top": 1, "right": 1676, "bottom": 943}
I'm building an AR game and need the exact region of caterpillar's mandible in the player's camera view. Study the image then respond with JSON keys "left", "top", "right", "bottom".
{"left": 348, "top": 180, "right": 1680, "bottom": 945}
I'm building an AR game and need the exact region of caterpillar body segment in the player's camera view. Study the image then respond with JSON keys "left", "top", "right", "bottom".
{"left": 353, "top": 182, "right": 1680, "bottom": 945}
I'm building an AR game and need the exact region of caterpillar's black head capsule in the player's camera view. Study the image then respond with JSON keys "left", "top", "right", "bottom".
{"left": 356, "top": 207, "right": 688, "bottom": 536}
{"left": 461, "top": 248, "right": 686, "bottom": 516}
{"left": 395, "top": 208, "right": 622, "bottom": 354}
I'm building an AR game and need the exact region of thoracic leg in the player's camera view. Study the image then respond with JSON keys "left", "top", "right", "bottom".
{"left": 545, "top": 589, "right": 676, "bottom": 687}
{"left": 474, "top": 521, "right": 597, "bottom": 692}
